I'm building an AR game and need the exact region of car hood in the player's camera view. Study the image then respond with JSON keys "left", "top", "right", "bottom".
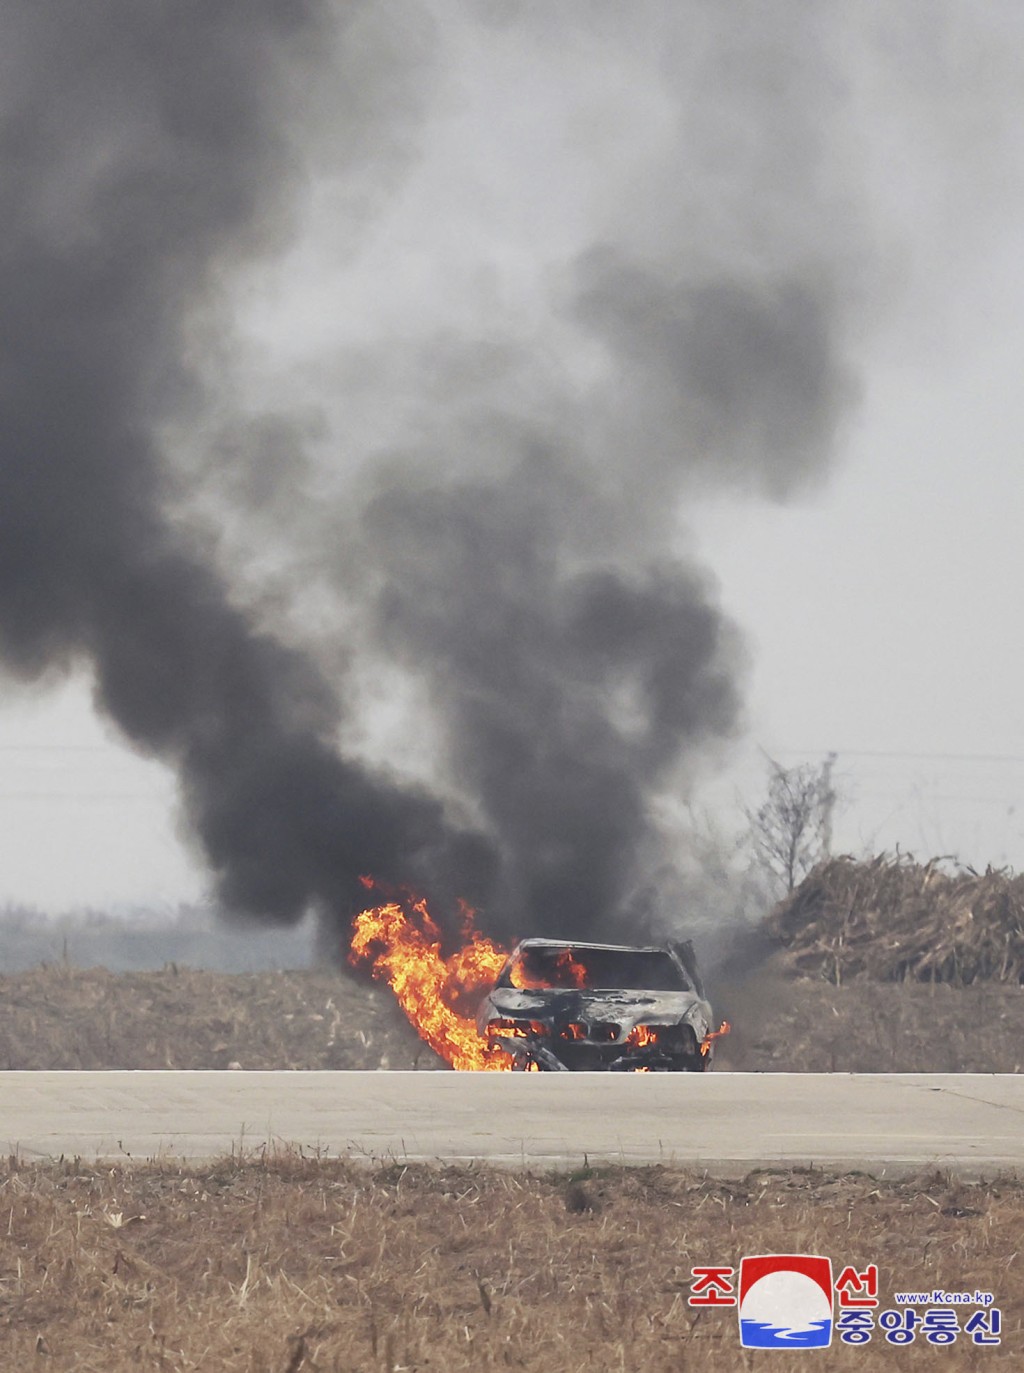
{"left": 479, "top": 985, "right": 709, "bottom": 1032}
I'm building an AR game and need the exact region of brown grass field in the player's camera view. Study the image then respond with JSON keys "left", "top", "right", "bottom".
{"left": 1, "top": 1154, "right": 1020, "bottom": 1370}
{"left": 1, "top": 963, "right": 1022, "bottom": 1367}
{"left": 0, "top": 962, "right": 1022, "bottom": 1073}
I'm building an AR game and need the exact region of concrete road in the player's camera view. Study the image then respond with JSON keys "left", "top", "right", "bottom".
{"left": 2, "top": 1072, "right": 1022, "bottom": 1176}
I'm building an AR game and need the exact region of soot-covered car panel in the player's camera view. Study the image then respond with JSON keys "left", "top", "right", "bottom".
{"left": 476, "top": 938, "right": 715, "bottom": 1071}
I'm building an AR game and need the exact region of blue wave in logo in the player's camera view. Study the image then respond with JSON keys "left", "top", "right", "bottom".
{"left": 740, "top": 1319, "right": 832, "bottom": 1349}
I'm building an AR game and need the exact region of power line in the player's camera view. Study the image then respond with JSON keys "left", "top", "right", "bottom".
{"left": 0, "top": 743, "right": 138, "bottom": 753}
{"left": 770, "top": 747, "right": 1024, "bottom": 766}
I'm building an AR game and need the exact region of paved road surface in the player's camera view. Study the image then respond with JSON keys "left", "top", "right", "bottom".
{"left": 2, "top": 1072, "right": 1021, "bottom": 1175}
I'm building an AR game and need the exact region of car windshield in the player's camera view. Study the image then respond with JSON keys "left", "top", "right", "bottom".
{"left": 499, "top": 945, "right": 689, "bottom": 992}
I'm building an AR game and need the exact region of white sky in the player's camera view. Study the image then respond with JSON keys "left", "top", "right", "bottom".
{"left": 3, "top": 3, "right": 1024, "bottom": 912}
{"left": 690, "top": 197, "right": 1024, "bottom": 866}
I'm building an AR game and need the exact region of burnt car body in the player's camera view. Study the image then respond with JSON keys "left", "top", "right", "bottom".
{"left": 476, "top": 937, "right": 715, "bottom": 1071}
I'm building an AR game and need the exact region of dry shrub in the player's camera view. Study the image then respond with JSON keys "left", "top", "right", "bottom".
{"left": 764, "top": 854, "right": 1024, "bottom": 986}
{"left": 0, "top": 1155, "right": 1019, "bottom": 1370}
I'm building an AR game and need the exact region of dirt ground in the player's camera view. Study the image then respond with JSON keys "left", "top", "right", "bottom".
{"left": 1, "top": 1156, "right": 1020, "bottom": 1370}
{"left": 0, "top": 962, "right": 1022, "bottom": 1073}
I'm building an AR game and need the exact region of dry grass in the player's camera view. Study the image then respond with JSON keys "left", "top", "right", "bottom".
{"left": 765, "top": 854, "right": 1024, "bottom": 985}
{"left": 0, "top": 966, "right": 444, "bottom": 1072}
{"left": 0, "top": 1155, "right": 1019, "bottom": 1370}
{"left": 3, "top": 962, "right": 1021, "bottom": 1074}
{"left": 1, "top": 960, "right": 1020, "bottom": 1367}
{"left": 713, "top": 965, "right": 1024, "bottom": 1073}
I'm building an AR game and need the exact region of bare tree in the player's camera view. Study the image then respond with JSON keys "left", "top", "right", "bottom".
{"left": 746, "top": 753, "right": 838, "bottom": 893}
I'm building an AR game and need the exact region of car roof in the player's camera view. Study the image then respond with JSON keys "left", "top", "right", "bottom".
{"left": 512, "top": 937, "right": 674, "bottom": 956}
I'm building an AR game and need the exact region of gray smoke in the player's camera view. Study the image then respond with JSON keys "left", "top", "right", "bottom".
{"left": 0, "top": 2, "right": 496, "bottom": 931}
{"left": 2, "top": 1, "right": 923, "bottom": 949}
{"left": 333, "top": 2, "right": 862, "bottom": 939}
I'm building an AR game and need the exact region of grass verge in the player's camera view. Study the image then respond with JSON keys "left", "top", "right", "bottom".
{"left": 0, "top": 1154, "right": 1019, "bottom": 1369}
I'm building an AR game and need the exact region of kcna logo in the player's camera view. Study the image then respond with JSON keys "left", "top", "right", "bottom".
{"left": 738, "top": 1255, "right": 834, "bottom": 1349}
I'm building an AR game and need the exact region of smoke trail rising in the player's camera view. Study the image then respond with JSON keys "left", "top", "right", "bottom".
{"left": 329, "top": 2, "right": 862, "bottom": 939}
{"left": 0, "top": 2, "right": 496, "bottom": 928}
{"left": 13, "top": 2, "right": 1001, "bottom": 948}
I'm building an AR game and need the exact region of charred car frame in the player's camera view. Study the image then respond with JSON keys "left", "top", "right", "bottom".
{"left": 476, "top": 937, "right": 719, "bottom": 1072}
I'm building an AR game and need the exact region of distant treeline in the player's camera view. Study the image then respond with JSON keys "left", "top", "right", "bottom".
{"left": 0, "top": 903, "right": 315, "bottom": 972}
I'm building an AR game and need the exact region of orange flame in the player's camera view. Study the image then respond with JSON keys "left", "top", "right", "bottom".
{"left": 349, "top": 887, "right": 512, "bottom": 1071}
{"left": 555, "top": 947, "right": 588, "bottom": 987}
{"left": 700, "top": 1020, "right": 731, "bottom": 1057}
{"left": 509, "top": 945, "right": 588, "bottom": 990}
{"left": 485, "top": 1017, "right": 550, "bottom": 1040}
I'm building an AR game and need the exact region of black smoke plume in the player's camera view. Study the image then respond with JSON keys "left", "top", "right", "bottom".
{"left": 337, "top": 3, "right": 861, "bottom": 941}
{"left": 0, "top": 2, "right": 495, "bottom": 933}
{"left": 1, "top": 2, "right": 870, "bottom": 950}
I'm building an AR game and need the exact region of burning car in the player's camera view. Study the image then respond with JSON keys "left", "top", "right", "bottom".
{"left": 476, "top": 937, "right": 724, "bottom": 1071}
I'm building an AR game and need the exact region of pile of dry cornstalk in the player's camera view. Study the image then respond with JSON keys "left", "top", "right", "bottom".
{"left": 762, "top": 853, "right": 1024, "bottom": 985}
